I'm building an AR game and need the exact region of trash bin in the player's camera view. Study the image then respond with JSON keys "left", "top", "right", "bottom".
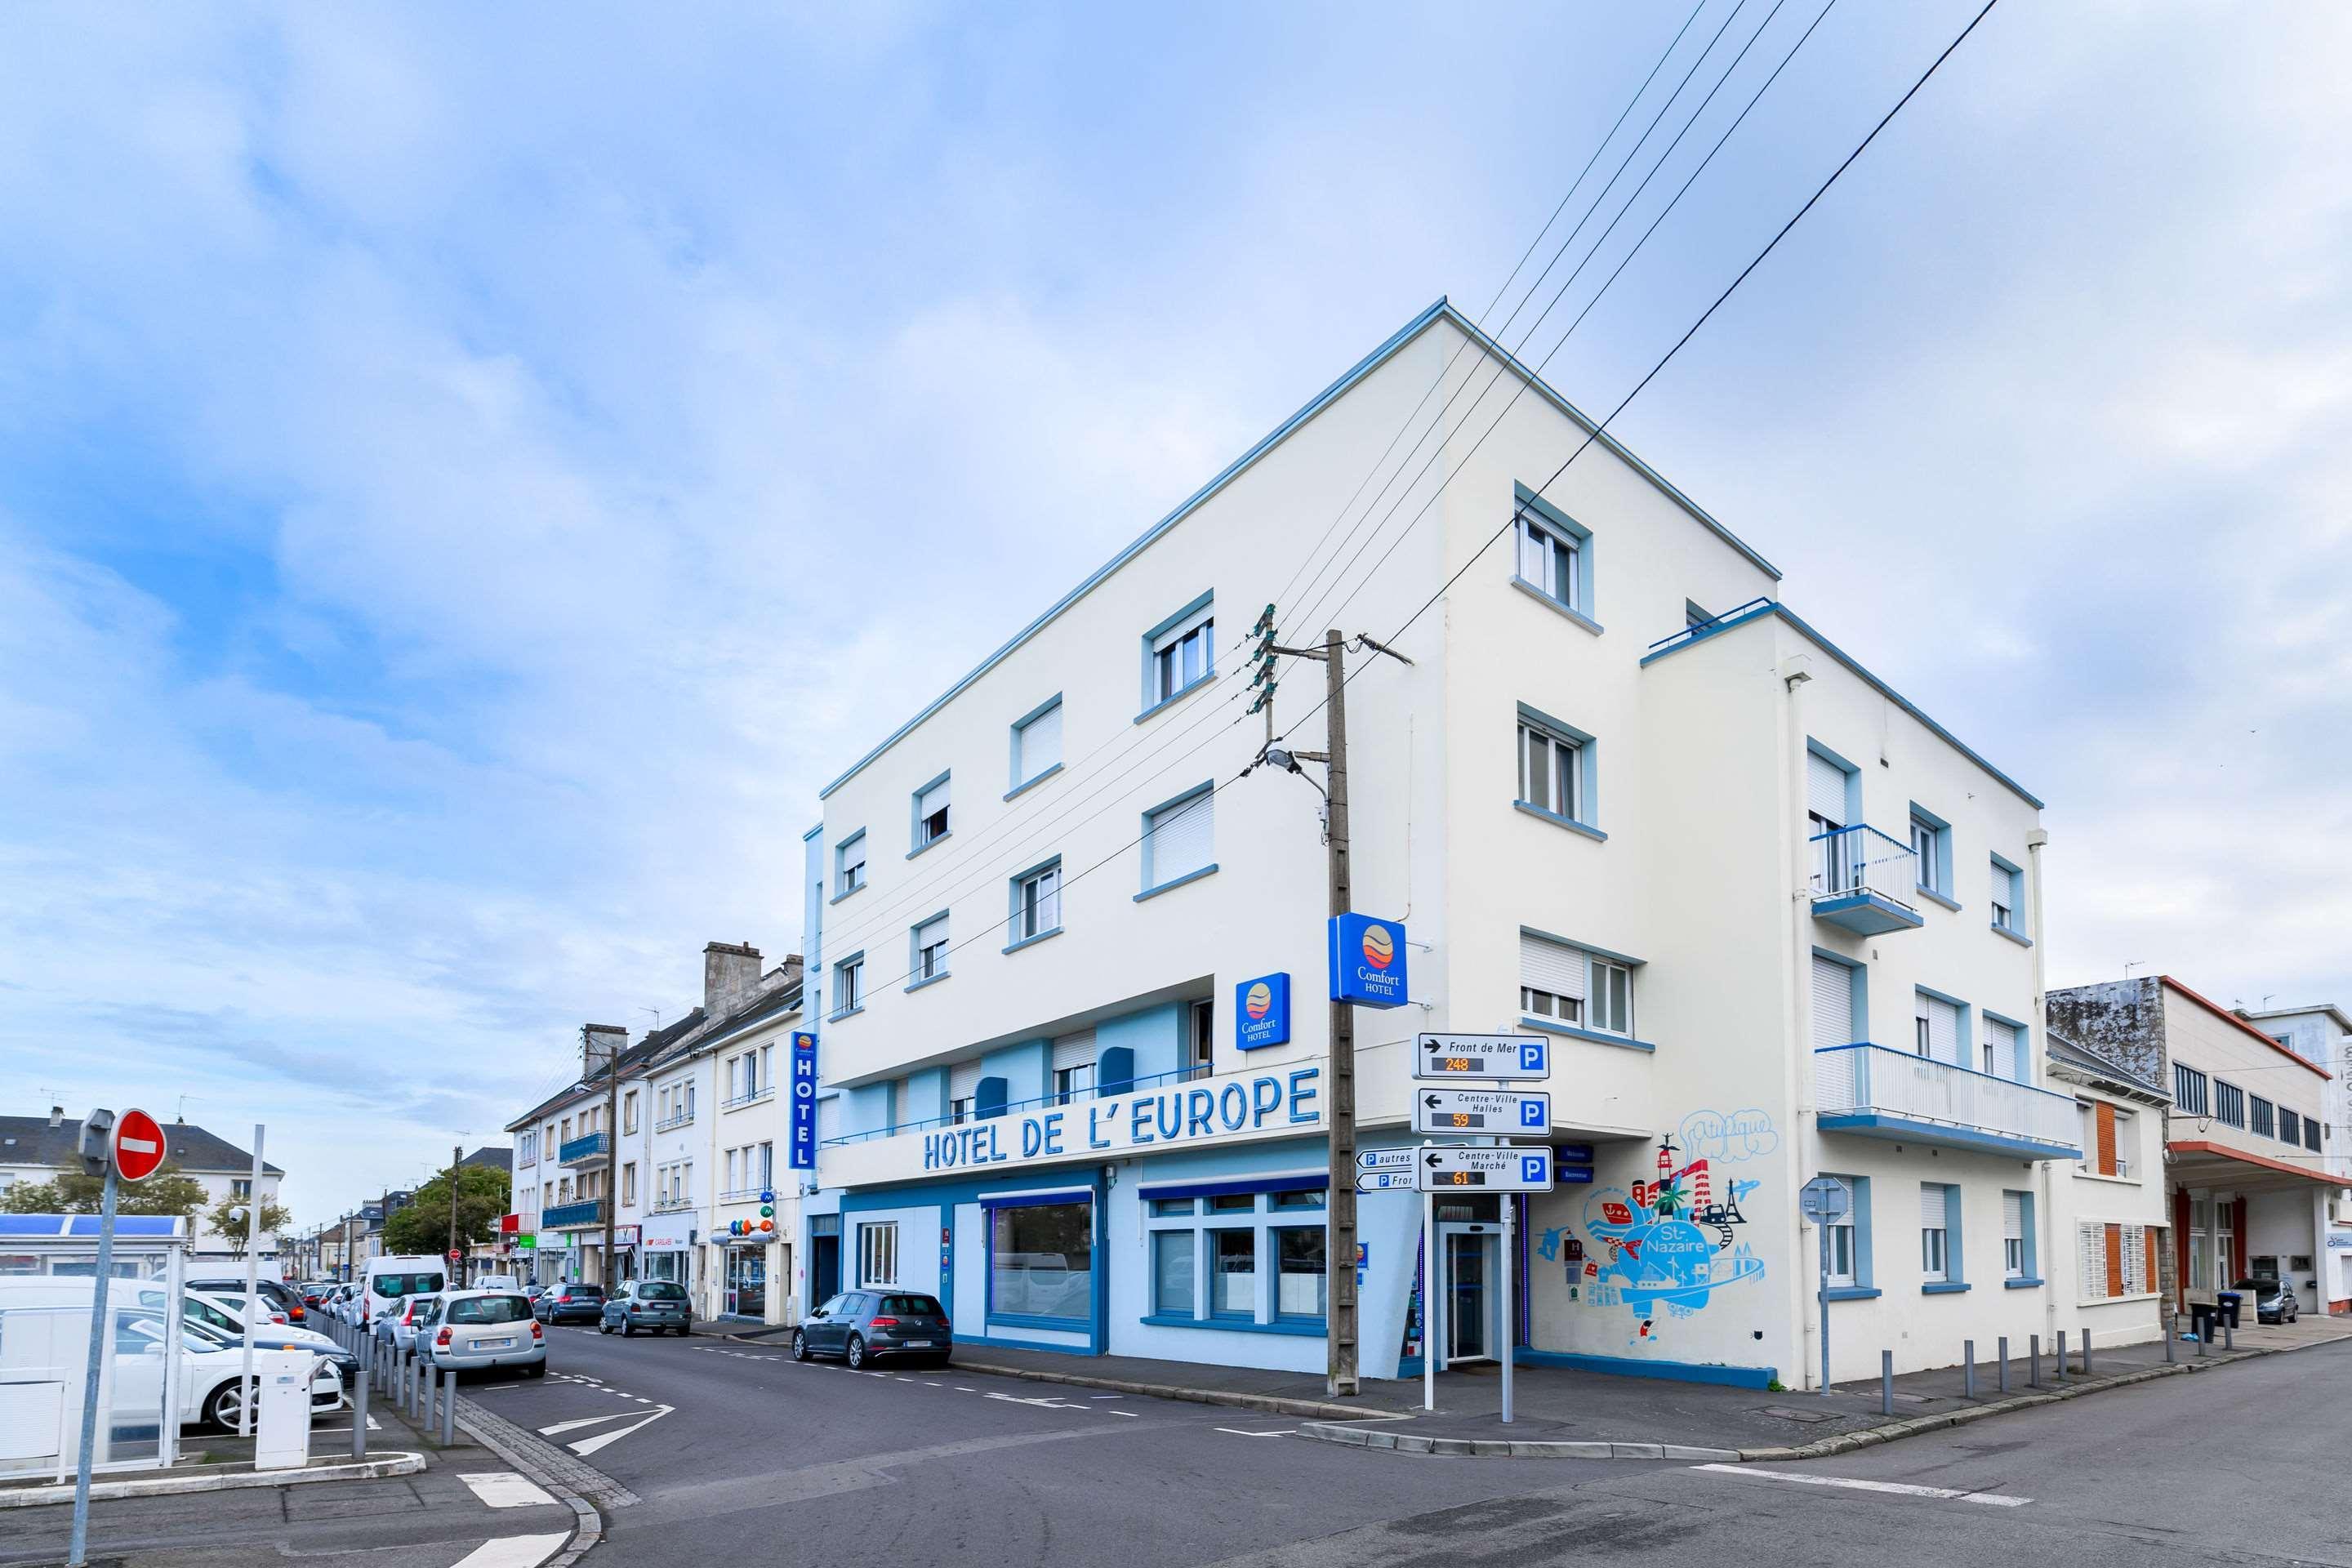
{"left": 2216, "top": 1291, "right": 2243, "bottom": 1329}
{"left": 2189, "top": 1302, "right": 2218, "bottom": 1340}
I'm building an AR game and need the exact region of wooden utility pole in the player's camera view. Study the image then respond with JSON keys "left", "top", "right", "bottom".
{"left": 1321, "top": 627, "right": 1359, "bottom": 1398}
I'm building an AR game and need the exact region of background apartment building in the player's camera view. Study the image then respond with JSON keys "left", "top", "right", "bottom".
{"left": 790, "top": 301, "right": 2095, "bottom": 1388}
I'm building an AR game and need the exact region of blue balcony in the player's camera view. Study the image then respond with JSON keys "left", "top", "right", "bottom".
{"left": 1815, "top": 1044, "right": 2081, "bottom": 1160}
{"left": 1810, "top": 824, "right": 1922, "bottom": 936}
{"left": 558, "top": 1131, "right": 609, "bottom": 1168}
{"left": 541, "top": 1198, "right": 606, "bottom": 1228}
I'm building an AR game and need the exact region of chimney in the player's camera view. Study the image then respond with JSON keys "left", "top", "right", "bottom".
{"left": 583, "top": 1022, "right": 629, "bottom": 1078}
{"left": 48, "top": 1105, "right": 64, "bottom": 1128}
{"left": 706, "top": 940, "right": 763, "bottom": 1018}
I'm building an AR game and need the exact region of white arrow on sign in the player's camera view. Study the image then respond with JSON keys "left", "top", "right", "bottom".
{"left": 1411, "top": 1086, "right": 1552, "bottom": 1136}
{"left": 1356, "top": 1148, "right": 1414, "bottom": 1173}
{"left": 1419, "top": 1145, "right": 1554, "bottom": 1193}
{"left": 1414, "top": 1033, "right": 1550, "bottom": 1082}
{"left": 1354, "top": 1171, "right": 1415, "bottom": 1193}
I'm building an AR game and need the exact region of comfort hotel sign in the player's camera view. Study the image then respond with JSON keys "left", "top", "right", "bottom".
{"left": 916, "top": 1066, "right": 1323, "bottom": 1174}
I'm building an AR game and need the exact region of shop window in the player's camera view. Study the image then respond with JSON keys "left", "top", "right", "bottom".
{"left": 1152, "top": 1232, "right": 1194, "bottom": 1315}
{"left": 989, "top": 1200, "right": 1093, "bottom": 1326}
{"left": 1212, "top": 1230, "right": 1255, "bottom": 1318}
{"left": 859, "top": 1221, "right": 900, "bottom": 1288}
{"left": 1274, "top": 1228, "right": 1327, "bottom": 1322}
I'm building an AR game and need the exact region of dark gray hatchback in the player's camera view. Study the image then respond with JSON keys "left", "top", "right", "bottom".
{"left": 793, "top": 1291, "right": 951, "bottom": 1368}
{"left": 600, "top": 1280, "right": 692, "bottom": 1336}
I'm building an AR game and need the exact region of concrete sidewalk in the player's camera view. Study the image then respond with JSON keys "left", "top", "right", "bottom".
{"left": 898, "top": 1314, "right": 2352, "bottom": 1460}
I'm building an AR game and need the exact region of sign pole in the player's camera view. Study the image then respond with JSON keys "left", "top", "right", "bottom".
{"left": 240, "top": 1124, "right": 263, "bottom": 1437}
{"left": 1818, "top": 1214, "right": 1831, "bottom": 1396}
{"left": 1421, "top": 1183, "right": 1435, "bottom": 1412}
{"left": 1500, "top": 1187, "right": 1515, "bottom": 1425}
{"left": 67, "top": 1161, "right": 119, "bottom": 1568}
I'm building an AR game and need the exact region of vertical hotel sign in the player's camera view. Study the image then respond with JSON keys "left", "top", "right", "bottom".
{"left": 1328, "top": 913, "right": 1408, "bottom": 1009}
{"left": 788, "top": 1031, "right": 820, "bottom": 1170}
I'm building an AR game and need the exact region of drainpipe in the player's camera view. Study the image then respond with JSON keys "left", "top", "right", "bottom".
{"left": 2026, "top": 830, "right": 2058, "bottom": 1347}
{"left": 1780, "top": 648, "right": 1817, "bottom": 1388}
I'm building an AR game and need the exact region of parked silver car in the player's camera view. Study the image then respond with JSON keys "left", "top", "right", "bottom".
{"left": 599, "top": 1281, "right": 692, "bottom": 1337}
{"left": 420, "top": 1290, "right": 547, "bottom": 1376}
{"left": 373, "top": 1293, "right": 443, "bottom": 1355}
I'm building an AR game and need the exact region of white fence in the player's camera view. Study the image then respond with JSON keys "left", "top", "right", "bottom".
{"left": 1815, "top": 1044, "right": 2081, "bottom": 1151}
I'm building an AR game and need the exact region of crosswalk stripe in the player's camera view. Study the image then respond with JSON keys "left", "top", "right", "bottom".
{"left": 458, "top": 1472, "right": 558, "bottom": 1510}
{"left": 1690, "top": 1464, "right": 2032, "bottom": 1507}
{"left": 448, "top": 1533, "right": 570, "bottom": 1568}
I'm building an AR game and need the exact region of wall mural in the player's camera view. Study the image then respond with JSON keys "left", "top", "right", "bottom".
{"left": 1539, "top": 1112, "right": 1772, "bottom": 1346}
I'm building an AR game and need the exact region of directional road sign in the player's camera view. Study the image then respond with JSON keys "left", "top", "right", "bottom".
{"left": 1419, "top": 1145, "right": 1554, "bottom": 1192}
{"left": 1799, "top": 1175, "right": 1851, "bottom": 1223}
{"left": 1414, "top": 1033, "right": 1549, "bottom": 1082}
{"left": 112, "top": 1108, "right": 167, "bottom": 1184}
{"left": 1355, "top": 1170, "right": 1416, "bottom": 1194}
{"left": 1412, "top": 1086, "right": 1551, "bottom": 1136}
{"left": 1356, "top": 1148, "right": 1414, "bottom": 1174}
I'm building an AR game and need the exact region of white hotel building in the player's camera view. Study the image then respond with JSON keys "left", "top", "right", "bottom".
{"left": 791, "top": 300, "right": 2099, "bottom": 1387}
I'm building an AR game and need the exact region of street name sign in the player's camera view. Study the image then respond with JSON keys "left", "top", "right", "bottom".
{"left": 1357, "top": 1148, "right": 1414, "bottom": 1174}
{"left": 1414, "top": 1033, "right": 1549, "bottom": 1081}
{"left": 1355, "top": 1170, "right": 1415, "bottom": 1193}
{"left": 1419, "top": 1146, "right": 1554, "bottom": 1192}
{"left": 1412, "top": 1086, "right": 1551, "bottom": 1136}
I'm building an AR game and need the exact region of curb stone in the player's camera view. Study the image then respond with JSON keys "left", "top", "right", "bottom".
{"left": 457, "top": 1398, "right": 629, "bottom": 1567}
{"left": 0, "top": 1452, "right": 425, "bottom": 1508}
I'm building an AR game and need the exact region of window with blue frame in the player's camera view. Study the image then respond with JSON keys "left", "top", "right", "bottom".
{"left": 1143, "top": 1178, "right": 1327, "bottom": 1329}
{"left": 911, "top": 773, "right": 951, "bottom": 853}
{"left": 1510, "top": 484, "right": 1593, "bottom": 625}
{"left": 835, "top": 831, "right": 867, "bottom": 897}
{"left": 1515, "top": 703, "right": 1598, "bottom": 835}
{"left": 1010, "top": 696, "right": 1062, "bottom": 795}
{"left": 987, "top": 1198, "right": 1093, "bottom": 1328}
{"left": 1141, "top": 592, "right": 1214, "bottom": 715}
{"left": 1140, "top": 782, "right": 1215, "bottom": 894}
{"left": 1990, "top": 853, "right": 2025, "bottom": 934}
{"left": 1823, "top": 1174, "right": 1869, "bottom": 1291}
{"left": 1909, "top": 804, "right": 1953, "bottom": 902}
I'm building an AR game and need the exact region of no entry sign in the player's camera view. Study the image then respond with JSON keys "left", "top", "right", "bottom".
{"left": 112, "top": 1108, "right": 166, "bottom": 1183}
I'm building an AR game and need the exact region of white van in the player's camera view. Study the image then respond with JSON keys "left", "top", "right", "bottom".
{"left": 360, "top": 1256, "right": 448, "bottom": 1329}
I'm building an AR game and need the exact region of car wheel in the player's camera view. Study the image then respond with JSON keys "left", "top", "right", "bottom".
{"left": 791, "top": 1330, "right": 809, "bottom": 1361}
{"left": 598, "top": 1318, "right": 612, "bottom": 1334}
{"left": 524, "top": 1361, "right": 547, "bottom": 1379}
{"left": 621, "top": 1316, "right": 635, "bottom": 1337}
{"left": 203, "top": 1379, "right": 249, "bottom": 1432}
{"left": 845, "top": 1334, "right": 866, "bottom": 1370}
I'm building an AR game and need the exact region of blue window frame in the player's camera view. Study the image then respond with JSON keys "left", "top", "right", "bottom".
{"left": 2003, "top": 1190, "right": 2039, "bottom": 1285}
{"left": 1009, "top": 695, "right": 1063, "bottom": 799}
{"left": 985, "top": 1195, "right": 1094, "bottom": 1330}
{"left": 1139, "top": 1176, "right": 1328, "bottom": 1330}
{"left": 1821, "top": 1174, "right": 1873, "bottom": 1297}
{"left": 1908, "top": 803, "right": 1954, "bottom": 906}
{"left": 1137, "top": 781, "right": 1217, "bottom": 899}
{"left": 910, "top": 772, "right": 951, "bottom": 857}
{"left": 1510, "top": 483, "right": 1598, "bottom": 634}
{"left": 1138, "top": 591, "right": 1215, "bottom": 721}
{"left": 907, "top": 910, "right": 951, "bottom": 991}
{"left": 1515, "top": 702, "right": 1602, "bottom": 840}
{"left": 833, "top": 830, "right": 867, "bottom": 900}
{"left": 1989, "top": 853, "right": 2026, "bottom": 938}
{"left": 829, "top": 951, "right": 866, "bottom": 1020}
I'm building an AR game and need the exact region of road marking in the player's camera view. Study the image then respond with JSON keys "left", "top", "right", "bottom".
{"left": 1107, "top": 1411, "right": 1139, "bottom": 1419}
{"left": 570, "top": 1405, "right": 674, "bottom": 1457}
{"left": 984, "top": 1392, "right": 1088, "bottom": 1410}
{"left": 1089, "top": 1395, "right": 1120, "bottom": 1400}
{"left": 1213, "top": 1428, "right": 1294, "bottom": 1437}
{"left": 459, "top": 1472, "right": 559, "bottom": 1509}
{"left": 538, "top": 1410, "right": 645, "bottom": 1437}
{"left": 1690, "top": 1464, "right": 2032, "bottom": 1508}
{"left": 954, "top": 1387, "right": 976, "bottom": 1392}
{"left": 448, "top": 1532, "right": 570, "bottom": 1568}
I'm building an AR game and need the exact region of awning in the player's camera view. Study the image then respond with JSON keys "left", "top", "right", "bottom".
{"left": 2167, "top": 1140, "right": 2340, "bottom": 1196}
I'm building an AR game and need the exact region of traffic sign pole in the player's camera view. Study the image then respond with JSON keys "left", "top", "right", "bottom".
{"left": 1819, "top": 1215, "right": 1831, "bottom": 1396}
{"left": 1422, "top": 1175, "right": 1438, "bottom": 1410}
{"left": 67, "top": 1160, "right": 118, "bottom": 1568}
{"left": 1500, "top": 1187, "right": 1515, "bottom": 1424}
{"left": 239, "top": 1124, "right": 263, "bottom": 1438}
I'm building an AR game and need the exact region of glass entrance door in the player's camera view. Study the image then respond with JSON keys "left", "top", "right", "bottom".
{"left": 1442, "top": 1229, "right": 1496, "bottom": 1364}
{"left": 725, "top": 1248, "right": 766, "bottom": 1317}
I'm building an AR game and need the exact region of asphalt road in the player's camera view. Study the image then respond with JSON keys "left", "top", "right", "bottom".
{"left": 485, "top": 1326, "right": 2352, "bottom": 1568}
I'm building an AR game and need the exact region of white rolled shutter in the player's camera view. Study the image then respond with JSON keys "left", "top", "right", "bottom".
{"left": 917, "top": 777, "right": 951, "bottom": 822}
{"left": 1927, "top": 996, "right": 1960, "bottom": 1064}
{"left": 1520, "top": 933, "right": 1588, "bottom": 1000}
{"left": 1050, "top": 1029, "right": 1096, "bottom": 1073}
{"left": 1148, "top": 790, "right": 1213, "bottom": 882}
{"left": 1806, "top": 752, "right": 1848, "bottom": 824}
{"left": 1811, "top": 956, "right": 1852, "bottom": 1048}
{"left": 949, "top": 1062, "right": 980, "bottom": 1101}
{"left": 1019, "top": 703, "right": 1063, "bottom": 779}
{"left": 2002, "top": 1192, "right": 2024, "bottom": 1241}
{"left": 1919, "top": 1183, "right": 1948, "bottom": 1228}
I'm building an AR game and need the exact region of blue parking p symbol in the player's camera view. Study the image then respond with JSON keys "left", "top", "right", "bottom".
{"left": 1519, "top": 1040, "right": 1546, "bottom": 1073}
{"left": 1520, "top": 1100, "right": 1544, "bottom": 1128}
{"left": 1521, "top": 1155, "right": 1547, "bottom": 1183}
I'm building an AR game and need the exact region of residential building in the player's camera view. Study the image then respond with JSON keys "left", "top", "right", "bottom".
{"left": 791, "top": 299, "right": 2085, "bottom": 1388}
{"left": 2237, "top": 1002, "right": 2352, "bottom": 1311}
{"left": 0, "top": 1110, "right": 286, "bottom": 1265}
{"left": 2044, "top": 1031, "right": 2172, "bottom": 1341}
{"left": 2049, "top": 977, "right": 2341, "bottom": 1319}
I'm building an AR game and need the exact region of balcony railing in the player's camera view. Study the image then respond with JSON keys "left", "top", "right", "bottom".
{"left": 1815, "top": 1044, "right": 2081, "bottom": 1159}
{"left": 541, "top": 1198, "right": 606, "bottom": 1228}
{"left": 650, "top": 1195, "right": 696, "bottom": 1214}
{"left": 1810, "top": 824, "right": 1922, "bottom": 935}
{"left": 819, "top": 1062, "right": 1214, "bottom": 1147}
{"left": 558, "top": 1131, "right": 610, "bottom": 1166}
{"left": 722, "top": 1087, "right": 775, "bottom": 1111}
{"left": 653, "top": 1111, "right": 694, "bottom": 1132}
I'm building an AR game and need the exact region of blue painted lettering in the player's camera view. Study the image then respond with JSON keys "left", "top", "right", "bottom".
{"left": 1042, "top": 1111, "right": 1065, "bottom": 1156}
{"left": 1288, "top": 1067, "right": 1321, "bottom": 1124}
{"left": 1251, "top": 1076, "right": 1281, "bottom": 1124}
{"left": 1218, "top": 1082, "right": 1247, "bottom": 1131}
{"left": 1156, "top": 1093, "right": 1182, "bottom": 1142}
{"left": 1021, "top": 1119, "right": 1043, "bottom": 1159}
{"left": 1186, "top": 1088, "right": 1214, "bottom": 1138}
{"left": 1089, "top": 1104, "right": 1111, "bottom": 1150}
{"left": 1131, "top": 1098, "right": 1156, "bottom": 1145}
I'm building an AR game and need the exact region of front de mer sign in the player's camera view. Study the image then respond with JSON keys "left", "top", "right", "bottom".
{"left": 921, "top": 1066, "right": 1322, "bottom": 1173}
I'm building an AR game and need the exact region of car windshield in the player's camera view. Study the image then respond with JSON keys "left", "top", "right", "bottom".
{"left": 376, "top": 1273, "right": 446, "bottom": 1297}
{"left": 564, "top": 1285, "right": 603, "bottom": 1298}
{"left": 2230, "top": 1278, "right": 2278, "bottom": 1292}
{"left": 881, "top": 1295, "right": 943, "bottom": 1316}
{"left": 638, "top": 1283, "right": 688, "bottom": 1302}
{"left": 447, "top": 1295, "right": 532, "bottom": 1325}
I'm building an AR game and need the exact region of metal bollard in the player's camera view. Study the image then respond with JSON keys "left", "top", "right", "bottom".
{"left": 2029, "top": 1334, "right": 2042, "bottom": 1387}
{"left": 1998, "top": 1336, "right": 2009, "bottom": 1393}
{"left": 2082, "top": 1330, "right": 2093, "bottom": 1377}
{"left": 350, "top": 1353, "right": 369, "bottom": 1460}
{"left": 2224, "top": 1320, "right": 2234, "bottom": 1352}
{"left": 1963, "top": 1339, "right": 1976, "bottom": 1399}
{"left": 439, "top": 1368, "right": 457, "bottom": 1448}
{"left": 1881, "top": 1350, "right": 1895, "bottom": 1417}
{"left": 2198, "top": 1315, "right": 2208, "bottom": 1356}
{"left": 2056, "top": 1330, "right": 2068, "bottom": 1383}
{"left": 416, "top": 1354, "right": 429, "bottom": 1419}
{"left": 2165, "top": 1314, "right": 2176, "bottom": 1364}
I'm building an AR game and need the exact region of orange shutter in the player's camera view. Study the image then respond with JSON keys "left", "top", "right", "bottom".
{"left": 2145, "top": 1228, "right": 2160, "bottom": 1297}
{"left": 2096, "top": 1102, "right": 2118, "bottom": 1176}
{"left": 2105, "top": 1223, "right": 2124, "bottom": 1298}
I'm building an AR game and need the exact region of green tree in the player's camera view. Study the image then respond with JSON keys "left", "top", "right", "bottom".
{"left": 203, "top": 1194, "right": 295, "bottom": 1254}
{"left": 381, "top": 1163, "right": 512, "bottom": 1257}
{"left": 0, "top": 1160, "right": 211, "bottom": 1218}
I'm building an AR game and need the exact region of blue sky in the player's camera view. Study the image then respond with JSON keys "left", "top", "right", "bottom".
{"left": 2, "top": 2, "right": 2345, "bottom": 1222}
